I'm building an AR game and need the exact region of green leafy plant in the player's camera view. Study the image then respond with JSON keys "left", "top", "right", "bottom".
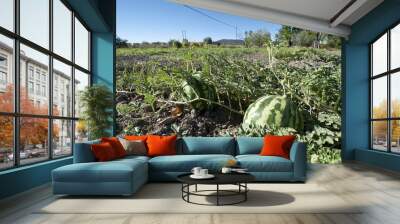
{"left": 299, "top": 126, "right": 341, "bottom": 164}
{"left": 80, "top": 84, "right": 114, "bottom": 140}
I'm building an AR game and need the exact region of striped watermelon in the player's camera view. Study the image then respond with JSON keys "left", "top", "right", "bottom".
{"left": 181, "top": 73, "right": 216, "bottom": 111}
{"left": 242, "top": 95, "right": 304, "bottom": 131}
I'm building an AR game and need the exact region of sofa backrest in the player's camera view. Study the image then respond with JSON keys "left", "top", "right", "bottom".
{"left": 74, "top": 136, "right": 272, "bottom": 160}
{"left": 177, "top": 137, "right": 236, "bottom": 155}
{"left": 235, "top": 137, "right": 263, "bottom": 155}
{"left": 73, "top": 140, "right": 100, "bottom": 163}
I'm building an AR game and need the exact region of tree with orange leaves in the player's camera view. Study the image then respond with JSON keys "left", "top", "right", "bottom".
{"left": 0, "top": 85, "right": 59, "bottom": 151}
{"left": 372, "top": 99, "right": 400, "bottom": 144}
{"left": 0, "top": 85, "right": 14, "bottom": 150}
{"left": 372, "top": 100, "right": 388, "bottom": 140}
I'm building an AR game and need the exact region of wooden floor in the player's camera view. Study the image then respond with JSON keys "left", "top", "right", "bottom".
{"left": 1, "top": 162, "right": 400, "bottom": 224}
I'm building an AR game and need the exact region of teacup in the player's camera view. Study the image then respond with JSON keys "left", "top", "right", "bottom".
{"left": 191, "top": 167, "right": 202, "bottom": 176}
{"left": 221, "top": 167, "right": 232, "bottom": 174}
{"left": 199, "top": 169, "right": 208, "bottom": 176}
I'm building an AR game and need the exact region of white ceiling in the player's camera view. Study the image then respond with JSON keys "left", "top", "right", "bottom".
{"left": 227, "top": 0, "right": 352, "bottom": 22}
{"left": 170, "top": 0, "right": 384, "bottom": 37}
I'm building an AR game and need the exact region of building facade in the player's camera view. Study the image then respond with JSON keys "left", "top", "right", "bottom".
{"left": 0, "top": 41, "right": 73, "bottom": 156}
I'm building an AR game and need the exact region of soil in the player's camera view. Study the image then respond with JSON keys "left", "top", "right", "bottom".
{"left": 116, "top": 91, "right": 242, "bottom": 136}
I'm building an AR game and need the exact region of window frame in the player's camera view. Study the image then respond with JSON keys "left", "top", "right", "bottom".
{"left": 370, "top": 22, "right": 400, "bottom": 154}
{"left": 0, "top": 0, "right": 92, "bottom": 171}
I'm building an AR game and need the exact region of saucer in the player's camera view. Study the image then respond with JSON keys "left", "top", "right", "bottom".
{"left": 190, "top": 174, "right": 215, "bottom": 179}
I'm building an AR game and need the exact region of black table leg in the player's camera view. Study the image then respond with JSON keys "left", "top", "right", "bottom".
{"left": 245, "top": 183, "right": 247, "bottom": 201}
{"left": 180, "top": 182, "right": 250, "bottom": 206}
{"left": 187, "top": 184, "right": 190, "bottom": 202}
{"left": 181, "top": 184, "right": 183, "bottom": 199}
{"left": 216, "top": 184, "right": 219, "bottom": 206}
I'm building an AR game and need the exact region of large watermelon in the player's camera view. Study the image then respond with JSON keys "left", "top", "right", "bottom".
{"left": 242, "top": 95, "right": 304, "bottom": 131}
{"left": 181, "top": 73, "right": 216, "bottom": 111}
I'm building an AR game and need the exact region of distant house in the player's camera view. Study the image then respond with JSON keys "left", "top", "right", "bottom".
{"left": 214, "top": 39, "right": 244, "bottom": 46}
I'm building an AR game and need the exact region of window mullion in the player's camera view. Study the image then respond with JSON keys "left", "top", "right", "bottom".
{"left": 71, "top": 10, "right": 76, "bottom": 155}
{"left": 370, "top": 45, "right": 373, "bottom": 149}
{"left": 388, "top": 30, "right": 391, "bottom": 152}
{"left": 13, "top": 0, "right": 20, "bottom": 167}
{"left": 48, "top": 0, "right": 54, "bottom": 160}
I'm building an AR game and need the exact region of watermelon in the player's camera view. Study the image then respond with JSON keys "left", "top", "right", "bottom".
{"left": 181, "top": 73, "right": 216, "bottom": 111}
{"left": 242, "top": 95, "right": 304, "bottom": 131}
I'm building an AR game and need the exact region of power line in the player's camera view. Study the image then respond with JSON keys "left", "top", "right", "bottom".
{"left": 183, "top": 5, "right": 242, "bottom": 39}
{"left": 183, "top": 5, "right": 236, "bottom": 28}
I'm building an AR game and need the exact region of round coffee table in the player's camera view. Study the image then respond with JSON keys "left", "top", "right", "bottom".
{"left": 177, "top": 173, "right": 255, "bottom": 206}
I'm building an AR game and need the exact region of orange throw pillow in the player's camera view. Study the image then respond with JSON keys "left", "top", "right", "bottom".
{"left": 91, "top": 142, "right": 117, "bottom": 162}
{"left": 125, "top": 135, "right": 148, "bottom": 141}
{"left": 101, "top": 137, "right": 127, "bottom": 158}
{"left": 146, "top": 135, "right": 177, "bottom": 157}
{"left": 260, "top": 135, "right": 296, "bottom": 159}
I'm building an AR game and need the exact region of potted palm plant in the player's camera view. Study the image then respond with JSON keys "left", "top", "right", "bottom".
{"left": 79, "top": 84, "right": 113, "bottom": 140}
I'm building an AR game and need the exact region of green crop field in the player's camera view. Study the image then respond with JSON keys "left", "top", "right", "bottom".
{"left": 116, "top": 45, "right": 341, "bottom": 163}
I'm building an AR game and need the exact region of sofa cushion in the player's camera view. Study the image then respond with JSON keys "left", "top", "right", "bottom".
{"left": 101, "top": 137, "right": 127, "bottom": 158}
{"left": 91, "top": 142, "right": 118, "bottom": 162}
{"left": 260, "top": 135, "right": 296, "bottom": 159}
{"left": 178, "top": 137, "right": 235, "bottom": 155}
{"left": 53, "top": 159, "right": 147, "bottom": 183}
{"left": 116, "top": 155, "right": 150, "bottom": 163}
{"left": 236, "top": 137, "right": 263, "bottom": 155}
{"left": 149, "top": 154, "right": 235, "bottom": 172}
{"left": 236, "top": 155, "right": 293, "bottom": 172}
{"left": 147, "top": 135, "right": 177, "bottom": 157}
{"left": 119, "top": 138, "right": 147, "bottom": 156}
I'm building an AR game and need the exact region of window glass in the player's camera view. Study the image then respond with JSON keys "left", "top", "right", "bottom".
{"left": 20, "top": 44, "right": 49, "bottom": 115}
{"left": 0, "top": 116, "right": 13, "bottom": 170}
{"left": 0, "top": 35, "right": 14, "bottom": 113}
{"left": 74, "top": 69, "right": 89, "bottom": 118}
{"left": 391, "top": 24, "right": 400, "bottom": 70}
{"left": 20, "top": 0, "right": 49, "bottom": 49}
{"left": 391, "top": 120, "right": 400, "bottom": 153}
{"left": 372, "top": 33, "right": 387, "bottom": 76}
{"left": 28, "top": 82, "right": 33, "bottom": 93}
{"left": 36, "top": 84, "right": 40, "bottom": 95}
{"left": 372, "top": 76, "right": 387, "bottom": 119}
{"left": 391, "top": 72, "right": 400, "bottom": 118}
{"left": 372, "top": 121, "right": 388, "bottom": 151}
{"left": 74, "top": 18, "right": 89, "bottom": 70}
{"left": 53, "top": 0, "right": 72, "bottom": 60}
{"left": 53, "top": 59, "right": 72, "bottom": 117}
{"left": 20, "top": 117, "right": 49, "bottom": 165}
{"left": 0, "top": 0, "right": 14, "bottom": 31}
{"left": 53, "top": 119, "right": 72, "bottom": 157}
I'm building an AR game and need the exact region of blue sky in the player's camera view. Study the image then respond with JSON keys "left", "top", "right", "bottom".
{"left": 117, "top": 0, "right": 282, "bottom": 43}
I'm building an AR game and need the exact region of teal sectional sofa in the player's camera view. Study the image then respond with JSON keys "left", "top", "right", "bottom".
{"left": 52, "top": 137, "right": 306, "bottom": 196}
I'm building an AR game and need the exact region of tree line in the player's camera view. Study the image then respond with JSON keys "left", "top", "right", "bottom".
{"left": 117, "top": 25, "right": 342, "bottom": 49}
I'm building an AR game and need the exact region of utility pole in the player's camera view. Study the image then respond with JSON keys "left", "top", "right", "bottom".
{"left": 235, "top": 26, "right": 238, "bottom": 40}
{"left": 181, "top": 30, "right": 187, "bottom": 42}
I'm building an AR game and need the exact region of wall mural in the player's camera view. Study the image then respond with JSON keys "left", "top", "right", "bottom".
{"left": 116, "top": 28, "right": 342, "bottom": 163}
